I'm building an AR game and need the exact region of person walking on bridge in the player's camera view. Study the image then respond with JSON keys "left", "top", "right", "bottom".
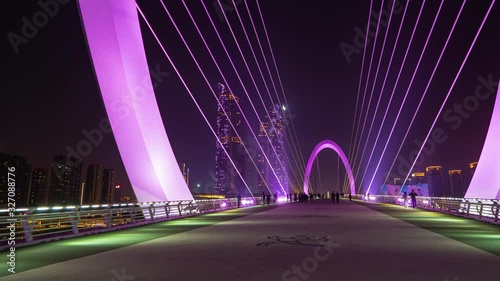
{"left": 331, "top": 191, "right": 335, "bottom": 204}
{"left": 409, "top": 190, "right": 418, "bottom": 209}
{"left": 402, "top": 192, "right": 408, "bottom": 209}
{"left": 349, "top": 193, "right": 352, "bottom": 202}
{"left": 335, "top": 191, "right": 340, "bottom": 204}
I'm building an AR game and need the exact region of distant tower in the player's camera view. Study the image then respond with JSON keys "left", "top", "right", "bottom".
{"left": 29, "top": 168, "right": 49, "bottom": 206}
{"left": 101, "top": 169, "right": 115, "bottom": 204}
{"left": 0, "top": 153, "right": 32, "bottom": 207}
{"left": 426, "top": 166, "right": 444, "bottom": 197}
{"left": 178, "top": 163, "right": 189, "bottom": 186}
{"left": 257, "top": 104, "right": 288, "bottom": 195}
{"left": 448, "top": 170, "right": 464, "bottom": 198}
{"left": 469, "top": 162, "right": 478, "bottom": 177}
{"left": 411, "top": 172, "right": 426, "bottom": 185}
{"left": 113, "top": 184, "right": 122, "bottom": 203}
{"left": 49, "top": 155, "right": 82, "bottom": 205}
{"left": 84, "top": 164, "right": 103, "bottom": 204}
{"left": 214, "top": 83, "right": 245, "bottom": 197}
{"left": 393, "top": 178, "right": 403, "bottom": 186}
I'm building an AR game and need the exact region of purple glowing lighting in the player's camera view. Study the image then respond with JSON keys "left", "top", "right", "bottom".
{"left": 78, "top": 0, "right": 194, "bottom": 202}
{"left": 303, "top": 140, "right": 355, "bottom": 195}
{"left": 399, "top": 0, "right": 496, "bottom": 194}
{"left": 465, "top": 79, "right": 500, "bottom": 199}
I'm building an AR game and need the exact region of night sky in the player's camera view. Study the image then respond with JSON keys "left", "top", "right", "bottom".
{"left": 3, "top": 0, "right": 499, "bottom": 197}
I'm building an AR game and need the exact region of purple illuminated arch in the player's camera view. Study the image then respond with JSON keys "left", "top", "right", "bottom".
{"left": 465, "top": 79, "right": 500, "bottom": 199}
{"left": 303, "top": 140, "right": 356, "bottom": 195}
{"left": 78, "top": 0, "right": 193, "bottom": 202}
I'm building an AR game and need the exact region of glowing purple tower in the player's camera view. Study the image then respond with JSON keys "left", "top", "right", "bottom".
{"left": 465, "top": 78, "right": 500, "bottom": 199}
{"left": 78, "top": 0, "right": 194, "bottom": 202}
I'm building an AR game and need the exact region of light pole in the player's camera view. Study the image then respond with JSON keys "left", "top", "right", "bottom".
{"left": 80, "top": 183, "right": 85, "bottom": 205}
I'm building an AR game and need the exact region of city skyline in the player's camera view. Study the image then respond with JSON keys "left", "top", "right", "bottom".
{"left": 0, "top": 152, "right": 126, "bottom": 207}
{"left": 3, "top": 0, "right": 499, "bottom": 199}
{"left": 2, "top": 1, "right": 500, "bottom": 279}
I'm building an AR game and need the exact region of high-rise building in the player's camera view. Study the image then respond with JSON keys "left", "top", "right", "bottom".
{"left": 411, "top": 172, "right": 426, "bottom": 185}
{"left": 113, "top": 184, "right": 122, "bottom": 203}
{"left": 179, "top": 163, "right": 189, "bottom": 186}
{"left": 101, "top": 169, "right": 115, "bottom": 204}
{"left": 257, "top": 104, "right": 288, "bottom": 195}
{"left": 449, "top": 170, "right": 464, "bottom": 198}
{"left": 84, "top": 164, "right": 103, "bottom": 204}
{"left": 393, "top": 178, "right": 403, "bottom": 186}
{"left": 49, "top": 155, "right": 82, "bottom": 205}
{"left": 0, "top": 153, "right": 32, "bottom": 207}
{"left": 426, "top": 166, "right": 444, "bottom": 197}
{"left": 0, "top": 153, "right": 11, "bottom": 207}
{"left": 469, "top": 162, "right": 478, "bottom": 177}
{"left": 29, "top": 168, "right": 49, "bottom": 206}
{"left": 214, "top": 83, "right": 245, "bottom": 197}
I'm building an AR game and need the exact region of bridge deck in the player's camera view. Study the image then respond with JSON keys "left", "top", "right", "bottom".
{"left": 1, "top": 200, "right": 499, "bottom": 281}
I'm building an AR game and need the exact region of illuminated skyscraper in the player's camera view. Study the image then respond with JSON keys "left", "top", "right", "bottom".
{"left": 29, "top": 168, "right": 49, "bottom": 206}
{"left": 113, "top": 184, "right": 122, "bottom": 203}
{"left": 411, "top": 172, "right": 426, "bottom": 185}
{"left": 49, "top": 155, "right": 82, "bottom": 205}
{"left": 0, "top": 153, "right": 32, "bottom": 207}
{"left": 393, "top": 178, "right": 403, "bottom": 186}
{"left": 449, "top": 170, "right": 464, "bottom": 198}
{"left": 178, "top": 163, "right": 189, "bottom": 186}
{"left": 214, "top": 83, "right": 245, "bottom": 196}
{"left": 257, "top": 104, "right": 288, "bottom": 195}
{"left": 469, "top": 162, "right": 478, "bottom": 177}
{"left": 101, "top": 169, "right": 115, "bottom": 204}
{"left": 84, "top": 164, "right": 103, "bottom": 204}
{"left": 426, "top": 166, "right": 444, "bottom": 197}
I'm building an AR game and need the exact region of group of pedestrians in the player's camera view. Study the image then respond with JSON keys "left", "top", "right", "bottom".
{"left": 330, "top": 191, "right": 353, "bottom": 204}
{"left": 261, "top": 192, "right": 279, "bottom": 205}
{"left": 284, "top": 192, "right": 311, "bottom": 202}
{"left": 402, "top": 190, "right": 418, "bottom": 209}
{"left": 331, "top": 191, "right": 340, "bottom": 204}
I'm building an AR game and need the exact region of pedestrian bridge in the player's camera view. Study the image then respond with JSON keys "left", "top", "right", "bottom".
{"left": 1, "top": 198, "right": 498, "bottom": 281}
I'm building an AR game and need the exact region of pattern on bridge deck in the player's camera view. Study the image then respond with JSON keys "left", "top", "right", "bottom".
{"left": 0, "top": 205, "right": 279, "bottom": 277}
{"left": 1, "top": 200, "right": 499, "bottom": 281}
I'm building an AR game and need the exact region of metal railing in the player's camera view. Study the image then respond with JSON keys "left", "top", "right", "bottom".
{"left": 359, "top": 195, "right": 500, "bottom": 223}
{"left": 0, "top": 197, "right": 271, "bottom": 251}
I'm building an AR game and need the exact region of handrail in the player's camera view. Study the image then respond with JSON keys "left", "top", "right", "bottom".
{"left": 359, "top": 194, "right": 499, "bottom": 223}
{"left": 0, "top": 197, "right": 280, "bottom": 251}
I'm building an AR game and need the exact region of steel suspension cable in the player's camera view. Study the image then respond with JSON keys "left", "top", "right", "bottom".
{"left": 399, "top": 0, "right": 496, "bottom": 192}
{"left": 136, "top": 4, "right": 255, "bottom": 197}
{"left": 365, "top": 0, "right": 445, "bottom": 195}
